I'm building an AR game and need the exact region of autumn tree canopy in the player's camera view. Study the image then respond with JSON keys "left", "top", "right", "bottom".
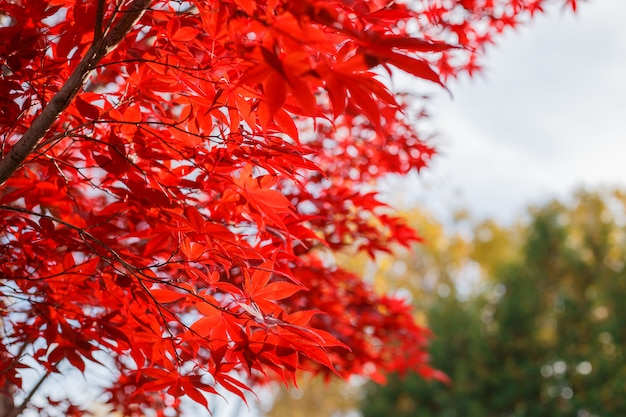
{"left": 0, "top": 0, "right": 577, "bottom": 416}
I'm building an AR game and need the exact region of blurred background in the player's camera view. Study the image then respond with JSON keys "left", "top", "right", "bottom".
{"left": 266, "top": 188, "right": 626, "bottom": 417}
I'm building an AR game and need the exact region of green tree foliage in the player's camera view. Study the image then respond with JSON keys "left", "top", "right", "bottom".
{"left": 361, "top": 189, "right": 626, "bottom": 417}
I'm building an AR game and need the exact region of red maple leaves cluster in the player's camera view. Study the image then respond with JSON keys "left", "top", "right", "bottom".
{"left": 0, "top": 0, "right": 575, "bottom": 415}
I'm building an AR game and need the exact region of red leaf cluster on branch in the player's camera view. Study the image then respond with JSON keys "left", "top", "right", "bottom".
{"left": 0, "top": 0, "right": 575, "bottom": 415}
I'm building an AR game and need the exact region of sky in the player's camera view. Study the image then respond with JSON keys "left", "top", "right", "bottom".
{"left": 385, "top": 0, "right": 626, "bottom": 224}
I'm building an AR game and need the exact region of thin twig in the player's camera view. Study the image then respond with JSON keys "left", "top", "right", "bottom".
{"left": 9, "top": 370, "right": 51, "bottom": 417}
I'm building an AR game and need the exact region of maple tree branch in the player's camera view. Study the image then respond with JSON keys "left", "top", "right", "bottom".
{"left": 95, "top": 0, "right": 152, "bottom": 60}
{"left": 0, "top": 202, "right": 232, "bottom": 323}
{"left": 0, "top": 0, "right": 152, "bottom": 187}
{"left": 0, "top": 49, "right": 98, "bottom": 185}
{"left": 94, "top": 0, "right": 105, "bottom": 42}
{"left": 8, "top": 370, "right": 51, "bottom": 417}
{"left": 0, "top": 205, "right": 141, "bottom": 278}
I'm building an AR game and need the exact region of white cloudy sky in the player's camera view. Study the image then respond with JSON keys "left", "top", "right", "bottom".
{"left": 386, "top": 0, "right": 626, "bottom": 224}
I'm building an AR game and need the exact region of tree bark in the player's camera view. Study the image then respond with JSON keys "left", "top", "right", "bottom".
{"left": 0, "top": 0, "right": 153, "bottom": 186}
